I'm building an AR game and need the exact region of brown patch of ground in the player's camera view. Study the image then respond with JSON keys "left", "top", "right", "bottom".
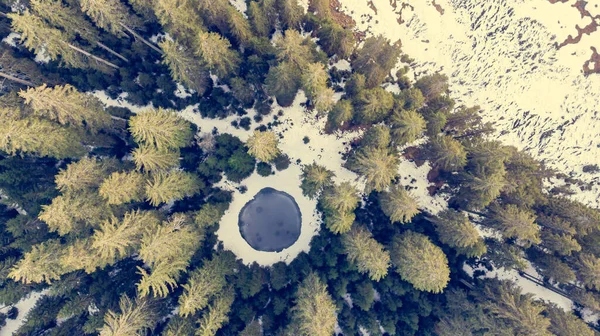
{"left": 329, "top": 0, "right": 357, "bottom": 29}
{"left": 402, "top": 146, "right": 426, "bottom": 167}
{"left": 583, "top": 46, "right": 600, "bottom": 75}
{"left": 432, "top": 0, "right": 445, "bottom": 15}
{"left": 426, "top": 166, "right": 445, "bottom": 196}
{"left": 367, "top": 1, "right": 378, "bottom": 15}
{"left": 397, "top": 3, "right": 414, "bottom": 25}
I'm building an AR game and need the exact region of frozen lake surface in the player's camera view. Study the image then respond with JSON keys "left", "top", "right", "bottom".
{"left": 238, "top": 188, "right": 302, "bottom": 252}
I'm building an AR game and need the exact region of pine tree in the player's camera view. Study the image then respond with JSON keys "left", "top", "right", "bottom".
{"left": 39, "top": 190, "right": 111, "bottom": 235}
{"left": 138, "top": 215, "right": 199, "bottom": 266}
{"left": 321, "top": 182, "right": 360, "bottom": 213}
{"left": 317, "top": 20, "right": 355, "bottom": 59}
{"left": 355, "top": 87, "right": 394, "bottom": 124}
{"left": 195, "top": 289, "right": 235, "bottom": 336}
{"left": 240, "top": 320, "right": 262, "bottom": 336}
{"left": 323, "top": 209, "right": 355, "bottom": 234}
{"left": 379, "top": 184, "right": 420, "bottom": 224}
{"left": 575, "top": 253, "right": 600, "bottom": 290}
{"left": 0, "top": 116, "right": 85, "bottom": 158}
{"left": 308, "top": 0, "right": 331, "bottom": 20}
{"left": 99, "top": 295, "right": 159, "bottom": 336}
{"left": 341, "top": 225, "right": 390, "bottom": 281}
{"left": 160, "top": 39, "right": 210, "bottom": 95}
{"left": 30, "top": 0, "right": 100, "bottom": 43}
{"left": 352, "top": 35, "right": 401, "bottom": 87}
{"left": 291, "top": 273, "right": 337, "bottom": 336}
{"left": 301, "top": 63, "right": 334, "bottom": 113}
{"left": 487, "top": 204, "right": 540, "bottom": 246}
{"left": 426, "top": 135, "right": 467, "bottom": 171}
{"left": 247, "top": 1, "right": 271, "bottom": 37}
{"left": 145, "top": 171, "right": 200, "bottom": 206}
{"left": 348, "top": 147, "right": 399, "bottom": 192}
{"left": 132, "top": 145, "right": 180, "bottom": 172}
{"left": 194, "top": 203, "right": 228, "bottom": 228}
{"left": 300, "top": 163, "right": 335, "bottom": 199}
{"left": 9, "top": 240, "right": 66, "bottom": 284}
{"left": 246, "top": 130, "right": 281, "bottom": 162}
{"left": 60, "top": 239, "right": 109, "bottom": 274}
{"left": 226, "top": 7, "right": 254, "bottom": 45}
{"left": 99, "top": 171, "right": 146, "bottom": 204}
{"left": 129, "top": 108, "right": 193, "bottom": 150}
{"left": 91, "top": 210, "right": 160, "bottom": 263}
{"left": 546, "top": 304, "right": 595, "bottom": 336}
{"left": 390, "top": 231, "right": 450, "bottom": 293}
{"left": 79, "top": 0, "right": 139, "bottom": 36}
{"left": 529, "top": 252, "right": 575, "bottom": 284}
{"left": 137, "top": 258, "right": 189, "bottom": 297}
{"left": 127, "top": 0, "right": 157, "bottom": 20}
{"left": 540, "top": 230, "right": 581, "bottom": 256}
{"left": 195, "top": 31, "right": 240, "bottom": 78}
{"left": 277, "top": 0, "right": 304, "bottom": 30}
{"left": 55, "top": 157, "right": 111, "bottom": 193}
{"left": 389, "top": 109, "right": 427, "bottom": 145}
{"left": 8, "top": 11, "right": 87, "bottom": 68}
{"left": 414, "top": 73, "right": 449, "bottom": 101}
{"left": 275, "top": 30, "right": 314, "bottom": 69}
{"left": 461, "top": 169, "right": 507, "bottom": 209}
{"left": 431, "top": 209, "right": 480, "bottom": 248}
{"left": 154, "top": 0, "right": 204, "bottom": 42}
{"left": 326, "top": 99, "right": 353, "bottom": 131}
{"left": 361, "top": 125, "right": 391, "bottom": 149}
{"left": 164, "top": 316, "right": 196, "bottom": 336}
{"left": 178, "top": 254, "right": 236, "bottom": 317}
{"left": 19, "top": 84, "right": 111, "bottom": 132}
{"left": 265, "top": 61, "right": 301, "bottom": 106}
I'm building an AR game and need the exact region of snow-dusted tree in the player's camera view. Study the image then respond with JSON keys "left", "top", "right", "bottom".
{"left": 9, "top": 240, "right": 66, "bottom": 284}
{"left": 145, "top": 171, "right": 200, "bottom": 206}
{"left": 246, "top": 130, "right": 281, "bottom": 162}
{"left": 348, "top": 147, "right": 399, "bottom": 192}
{"left": 390, "top": 231, "right": 450, "bottom": 293}
{"left": 99, "top": 295, "right": 159, "bottom": 336}
{"left": 129, "top": 108, "right": 193, "bottom": 150}
{"left": 19, "top": 84, "right": 111, "bottom": 132}
{"left": 160, "top": 39, "right": 210, "bottom": 95}
{"left": 390, "top": 109, "right": 427, "bottom": 145}
{"left": 291, "top": 273, "right": 337, "bottom": 336}
{"left": 321, "top": 182, "right": 360, "bottom": 214}
{"left": 300, "top": 163, "right": 335, "bottom": 199}
{"left": 342, "top": 225, "right": 390, "bottom": 281}
{"left": 99, "top": 171, "right": 146, "bottom": 204}
{"left": 132, "top": 145, "right": 180, "bottom": 172}
{"left": 195, "top": 31, "right": 240, "bottom": 78}
{"left": 138, "top": 214, "right": 199, "bottom": 267}
{"left": 431, "top": 209, "right": 481, "bottom": 249}
{"left": 379, "top": 184, "right": 420, "bottom": 224}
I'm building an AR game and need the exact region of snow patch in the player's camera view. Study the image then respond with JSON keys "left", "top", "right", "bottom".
{"left": 0, "top": 291, "right": 46, "bottom": 336}
{"left": 1, "top": 33, "right": 20, "bottom": 47}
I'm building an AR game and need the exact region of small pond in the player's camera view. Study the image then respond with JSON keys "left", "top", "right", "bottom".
{"left": 238, "top": 187, "right": 302, "bottom": 252}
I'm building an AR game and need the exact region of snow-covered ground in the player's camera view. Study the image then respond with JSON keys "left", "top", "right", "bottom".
{"left": 340, "top": 0, "right": 600, "bottom": 208}
{"left": 0, "top": 291, "right": 45, "bottom": 336}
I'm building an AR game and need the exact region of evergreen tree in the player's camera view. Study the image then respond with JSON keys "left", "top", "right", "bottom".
{"left": 145, "top": 171, "right": 201, "bottom": 206}
{"left": 240, "top": 320, "right": 262, "bottom": 336}
{"left": 19, "top": 84, "right": 111, "bottom": 132}
{"left": 529, "top": 252, "right": 575, "bottom": 284}
{"left": 300, "top": 163, "right": 335, "bottom": 199}
{"left": 341, "top": 225, "right": 390, "bottom": 281}
{"left": 99, "top": 171, "right": 146, "bottom": 204}
{"left": 275, "top": 29, "right": 314, "bottom": 68}
{"left": 461, "top": 168, "right": 507, "bottom": 209}
{"left": 317, "top": 20, "right": 355, "bottom": 59}
{"left": 352, "top": 35, "right": 401, "bottom": 87}
{"left": 246, "top": 130, "right": 281, "bottom": 162}
{"left": 414, "top": 73, "right": 449, "bottom": 101}
{"left": 195, "top": 31, "right": 240, "bottom": 78}
{"left": 79, "top": 0, "right": 139, "bottom": 36}
{"left": 247, "top": 1, "right": 272, "bottom": 37}
{"left": 54, "top": 157, "right": 111, "bottom": 193}
{"left": 575, "top": 253, "right": 600, "bottom": 290}
{"left": 291, "top": 273, "right": 337, "bottom": 336}
{"left": 39, "top": 190, "right": 110, "bottom": 235}
{"left": 277, "top": 0, "right": 304, "bottom": 30}
{"left": 354, "top": 87, "right": 394, "bottom": 124}
{"left": 487, "top": 204, "right": 540, "bottom": 246}
{"left": 160, "top": 39, "right": 210, "bottom": 95}
{"left": 540, "top": 230, "right": 581, "bottom": 256}
{"left": 9, "top": 240, "right": 66, "bottom": 284}
{"left": 301, "top": 63, "right": 334, "bottom": 113}
{"left": 60, "top": 239, "right": 108, "bottom": 273}
{"left": 431, "top": 209, "right": 481, "bottom": 249}
{"left": 154, "top": 0, "right": 204, "bottom": 42}
{"left": 379, "top": 184, "right": 420, "bottom": 224}
{"left": 137, "top": 258, "right": 188, "bottom": 297}
{"left": 326, "top": 99, "right": 353, "bottom": 131}
{"left": 389, "top": 109, "right": 426, "bottom": 145}
{"left": 195, "top": 289, "right": 235, "bottom": 336}
{"left": 321, "top": 182, "right": 360, "bottom": 213}
{"left": 129, "top": 108, "right": 193, "bottom": 150}
{"left": 323, "top": 208, "right": 355, "bottom": 234}
{"left": 164, "top": 316, "right": 196, "bottom": 336}
{"left": 361, "top": 125, "right": 391, "bottom": 149}
{"left": 99, "top": 295, "right": 159, "bottom": 336}
{"left": 265, "top": 61, "right": 301, "bottom": 106}
{"left": 30, "top": 0, "right": 100, "bottom": 43}
{"left": 226, "top": 7, "right": 254, "bottom": 45}
{"left": 138, "top": 215, "right": 199, "bottom": 266}
{"left": 195, "top": 203, "right": 228, "bottom": 228}
{"left": 390, "top": 231, "right": 450, "bottom": 293}
{"left": 132, "top": 145, "right": 180, "bottom": 172}
{"left": 347, "top": 147, "right": 399, "bottom": 192}
{"left": 546, "top": 304, "right": 595, "bottom": 336}
{"left": 308, "top": 0, "right": 331, "bottom": 20}
{"left": 425, "top": 135, "right": 467, "bottom": 171}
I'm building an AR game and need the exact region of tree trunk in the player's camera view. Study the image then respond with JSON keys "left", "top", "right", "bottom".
{"left": 0, "top": 71, "right": 36, "bottom": 87}
{"left": 96, "top": 42, "right": 129, "bottom": 62}
{"left": 119, "top": 23, "right": 164, "bottom": 55}
{"left": 66, "top": 44, "right": 120, "bottom": 69}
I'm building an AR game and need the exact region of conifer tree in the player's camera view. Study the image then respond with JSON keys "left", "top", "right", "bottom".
{"left": 425, "top": 135, "right": 467, "bottom": 171}
{"left": 247, "top": 1, "right": 271, "bottom": 37}
{"left": 226, "top": 7, "right": 254, "bottom": 44}
{"left": 30, "top": 0, "right": 100, "bottom": 43}
{"left": 348, "top": 147, "right": 399, "bottom": 192}
{"left": 60, "top": 239, "right": 109, "bottom": 274}
{"left": 321, "top": 182, "right": 360, "bottom": 213}
{"left": 127, "top": 0, "right": 157, "bottom": 20}
{"left": 575, "top": 253, "right": 600, "bottom": 290}
{"left": 19, "top": 84, "right": 111, "bottom": 132}
{"left": 361, "top": 125, "right": 391, "bottom": 149}
{"left": 265, "top": 61, "right": 301, "bottom": 106}
{"left": 291, "top": 273, "right": 337, "bottom": 336}
{"left": 195, "top": 31, "right": 240, "bottom": 78}
{"left": 414, "top": 73, "right": 449, "bottom": 101}
{"left": 431, "top": 209, "right": 480, "bottom": 249}
{"left": 132, "top": 145, "right": 180, "bottom": 172}
{"left": 129, "top": 108, "right": 193, "bottom": 150}
{"left": 275, "top": 30, "right": 314, "bottom": 68}
{"left": 323, "top": 209, "right": 355, "bottom": 234}
{"left": 99, "top": 295, "right": 159, "bottom": 336}
{"left": 55, "top": 157, "right": 111, "bottom": 193}
{"left": 390, "top": 231, "right": 450, "bottom": 293}
{"left": 195, "top": 289, "right": 235, "bottom": 336}
{"left": 160, "top": 39, "right": 210, "bottom": 95}
{"left": 145, "top": 171, "right": 201, "bottom": 206}
{"left": 246, "top": 130, "right": 281, "bottom": 162}
{"left": 178, "top": 254, "right": 236, "bottom": 317}
{"left": 99, "top": 171, "right": 146, "bottom": 204}
{"left": 9, "top": 240, "right": 66, "bottom": 284}
{"left": 342, "top": 225, "right": 390, "bottom": 281}
{"left": 389, "top": 109, "right": 427, "bottom": 145}
{"left": 300, "top": 163, "right": 335, "bottom": 199}
{"left": 0, "top": 115, "right": 85, "bottom": 158}
{"left": 240, "top": 320, "right": 262, "bottom": 336}
{"left": 154, "top": 0, "right": 204, "bottom": 42}
{"left": 355, "top": 87, "right": 394, "bottom": 124}
{"left": 194, "top": 203, "right": 228, "bottom": 228}
{"left": 317, "top": 20, "right": 355, "bottom": 59}
{"left": 301, "top": 63, "right": 334, "bottom": 113}
{"left": 277, "top": 0, "right": 304, "bottom": 30}
{"left": 39, "top": 190, "right": 111, "bottom": 235}
{"left": 137, "top": 258, "right": 189, "bottom": 297}
{"left": 79, "top": 0, "right": 139, "bottom": 36}
{"left": 540, "top": 230, "right": 581, "bottom": 256}
{"left": 352, "top": 35, "right": 401, "bottom": 87}
{"left": 138, "top": 215, "right": 199, "bottom": 266}
{"left": 308, "top": 0, "right": 331, "bottom": 20}
{"left": 326, "top": 99, "right": 353, "bottom": 131}
{"left": 164, "top": 316, "right": 196, "bottom": 336}
{"left": 487, "top": 204, "right": 540, "bottom": 245}
{"left": 379, "top": 184, "right": 419, "bottom": 224}
{"left": 461, "top": 169, "right": 507, "bottom": 209}
{"left": 529, "top": 252, "right": 575, "bottom": 284}
{"left": 546, "top": 304, "right": 595, "bottom": 336}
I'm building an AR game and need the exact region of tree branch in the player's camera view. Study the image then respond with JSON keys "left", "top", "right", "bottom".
{"left": 96, "top": 42, "right": 129, "bottom": 63}
{"left": 119, "top": 23, "right": 164, "bottom": 55}
{"left": 66, "top": 44, "right": 120, "bottom": 69}
{"left": 0, "top": 71, "right": 36, "bottom": 87}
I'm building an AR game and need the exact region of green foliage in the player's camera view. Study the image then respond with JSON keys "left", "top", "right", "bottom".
{"left": 575, "top": 253, "right": 600, "bottom": 290}
{"left": 486, "top": 204, "right": 540, "bottom": 246}
{"left": 341, "top": 225, "right": 390, "bottom": 281}
{"left": 246, "top": 130, "right": 280, "bottom": 162}
{"left": 361, "top": 125, "right": 391, "bottom": 149}
{"left": 265, "top": 61, "right": 301, "bottom": 106}
{"left": 326, "top": 99, "right": 353, "bottom": 131}
{"left": 160, "top": 39, "right": 210, "bottom": 95}
{"left": 389, "top": 109, "right": 426, "bottom": 145}
{"left": 145, "top": 171, "right": 201, "bottom": 206}
{"left": 195, "top": 31, "right": 240, "bottom": 78}
{"left": 425, "top": 135, "right": 467, "bottom": 171}
{"left": 99, "top": 171, "right": 146, "bottom": 204}
{"left": 379, "top": 184, "right": 420, "bottom": 224}
{"left": 317, "top": 20, "right": 355, "bottom": 58}
{"left": 129, "top": 108, "right": 193, "bottom": 150}
{"left": 347, "top": 147, "right": 398, "bottom": 192}
{"left": 354, "top": 87, "right": 394, "bottom": 124}
{"left": 414, "top": 73, "right": 449, "bottom": 101}
{"left": 132, "top": 145, "right": 180, "bottom": 172}
{"left": 352, "top": 35, "right": 401, "bottom": 87}
{"left": 99, "top": 295, "right": 159, "bottom": 336}
{"left": 431, "top": 209, "right": 482, "bottom": 250}
{"left": 300, "top": 163, "right": 335, "bottom": 199}
{"left": 291, "top": 273, "right": 337, "bottom": 336}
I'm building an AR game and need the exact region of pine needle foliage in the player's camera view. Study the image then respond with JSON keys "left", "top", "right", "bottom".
{"left": 300, "top": 163, "right": 335, "bottom": 199}
{"left": 323, "top": 209, "right": 355, "bottom": 234}
{"left": 246, "top": 130, "right": 281, "bottom": 162}
{"left": 431, "top": 209, "right": 481, "bottom": 249}
{"left": 39, "top": 190, "right": 111, "bottom": 235}
{"left": 30, "top": 0, "right": 100, "bottom": 43}
{"left": 342, "top": 225, "right": 391, "bottom": 281}
{"left": 132, "top": 145, "right": 180, "bottom": 172}
{"left": 291, "top": 273, "right": 337, "bottom": 336}
{"left": 99, "top": 171, "right": 146, "bottom": 204}
{"left": 145, "top": 171, "right": 201, "bottom": 206}
{"left": 99, "top": 295, "right": 159, "bottom": 336}
{"left": 9, "top": 240, "right": 66, "bottom": 284}
{"left": 79, "top": 0, "right": 139, "bottom": 36}
{"left": 389, "top": 109, "right": 427, "bottom": 145}
{"left": 137, "top": 258, "right": 189, "bottom": 297}
{"left": 195, "top": 288, "right": 235, "bottom": 336}
{"left": 55, "top": 157, "right": 111, "bottom": 193}
{"left": 321, "top": 182, "right": 360, "bottom": 214}
{"left": 348, "top": 147, "right": 399, "bottom": 192}
{"left": 379, "top": 184, "right": 420, "bottom": 224}
{"left": 487, "top": 204, "right": 540, "bottom": 246}
{"left": 160, "top": 39, "right": 210, "bottom": 95}
{"left": 195, "top": 31, "right": 240, "bottom": 78}
{"left": 129, "top": 108, "right": 193, "bottom": 150}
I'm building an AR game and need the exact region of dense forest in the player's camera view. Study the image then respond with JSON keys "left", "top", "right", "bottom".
{"left": 0, "top": 0, "right": 599, "bottom": 335}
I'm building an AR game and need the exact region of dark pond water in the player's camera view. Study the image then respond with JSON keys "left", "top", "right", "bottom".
{"left": 238, "top": 188, "right": 302, "bottom": 252}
